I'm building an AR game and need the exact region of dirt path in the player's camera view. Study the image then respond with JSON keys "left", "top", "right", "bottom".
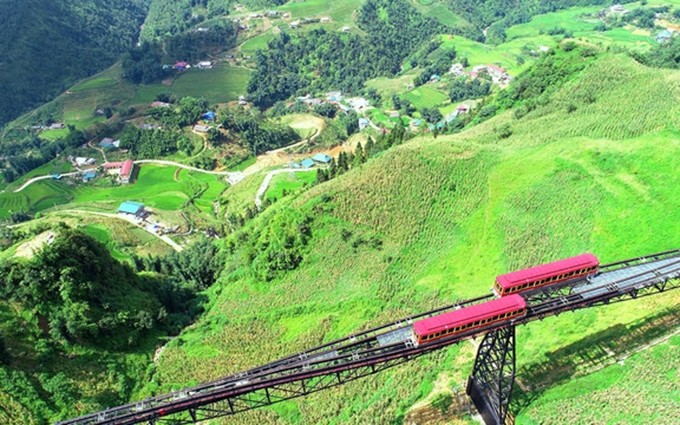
{"left": 13, "top": 172, "right": 79, "bottom": 193}
{"left": 54, "top": 210, "right": 183, "bottom": 252}
{"left": 255, "top": 168, "right": 315, "bottom": 209}
{"left": 88, "top": 139, "right": 108, "bottom": 162}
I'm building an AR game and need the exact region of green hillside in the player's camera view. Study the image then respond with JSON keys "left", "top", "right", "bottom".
{"left": 0, "top": 0, "right": 149, "bottom": 126}
{"left": 143, "top": 51, "right": 680, "bottom": 423}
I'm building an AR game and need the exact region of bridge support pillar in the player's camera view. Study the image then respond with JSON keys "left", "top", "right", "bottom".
{"left": 466, "top": 326, "right": 516, "bottom": 425}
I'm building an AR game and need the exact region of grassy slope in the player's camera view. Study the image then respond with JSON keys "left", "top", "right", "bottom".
{"left": 0, "top": 165, "right": 228, "bottom": 220}
{"left": 148, "top": 53, "right": 680, "bottom": 424}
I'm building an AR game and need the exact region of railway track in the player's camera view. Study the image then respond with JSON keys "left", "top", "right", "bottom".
{"left": 58, "top": 249, "right": 680, "bottom": 425}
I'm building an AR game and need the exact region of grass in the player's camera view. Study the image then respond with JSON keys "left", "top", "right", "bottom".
{"left": 402, "top": 84, "right": 449, "bottom": 109}
{"left": 278, "top": 114, "right": 326, "bottom": 139}
{"left": 0, "top": 164, "right": 228, "bottom": 219}
{"left": 410, "top": 0, "right": 469, "bottom": 28}
{"left": 70, "top": 77, "right": 118, "bottom": 93}
{"left": 131, "top": 64, "right": 252, "bottom": 105}
{"left": 277, "top": 0, "right": 365, "bottom": 26}
{"left": 517, "top": 334, "right": 680, "bottom": 424}
{"left": 146, "top": 52, "right": 680, "bottom": 424}
{"left": 266, "top": 170, "right": 316, "bottom": 201}
{"left": 38, "top": 128, "right": 69, "bottom": 141}
{"left": 240, "top": 31, "right": 276, "bottom": 54}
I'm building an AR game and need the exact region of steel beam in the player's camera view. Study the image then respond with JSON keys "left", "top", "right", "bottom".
{"left": 467, "top": 326, "right": 516, "bottom": 425}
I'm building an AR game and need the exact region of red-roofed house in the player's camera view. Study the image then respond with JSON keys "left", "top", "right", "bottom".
{"left": 103, "top": 160, "right": 135, "bottom": 184}
{"left": 120, "top": 160, "right": 134, "bottom": 184}
{"left": 174, "top": 61, "right": 189, "bottom": 71}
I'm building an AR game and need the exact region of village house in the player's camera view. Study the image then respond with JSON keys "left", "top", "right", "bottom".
{"left": 341, "top": 26, "right": 351, "bottom": 32}
{"left": 104, "top": 159, "right": 135, "bottom": 184}
{"left": 150, "top": 101, "right": 171, "bottom": 108}
{"left": 201, "top": 111, "right": 217, "bottom": 121}
{"left": 430, "top": 74, "right": 442, "bottom": 83}
{"left": 197, "top": 61, "right": 213, "bottom": 70}
{"left": 82, "top": 171, "right": 97, "bottom": 182}
{"left": 195, "top": 27, "right": 208, "bottom": 33}
{"left": 193, "top": 124, "right": 211, "bottom": 133}
{"left": 300, "top": 158, "right": 316, "bottom": 169}
{"left": 99, "top": 137, "right": 115, "bottom": 148}
{"left": 118, "top": 201, "right": 145, "bottom": 216}
{"left": 49, "top": 123, "right": 65, "bottom": 130}
{"left": 346, "top": 97, "right": 370, "bottom": 111}
{"left": 456, "top": 104, "right": 471, "bottom": 114}
{"left": 471, "top": 64, "right": 512, "bottom": 85}
{"left": 238, "top": 95, "right": 247, "bottom": 105}
{"left": 657, "top": 30, "right": 673, "bottom": 43}
{"left": 320, "top": 17, "right": 331, "bottom": 23}
{"left": 359, "top": 118, "right": 369, "bottom": 130}
{"left": 449, "top": 63, "right": 465, "bottom": 76}
{"left": 173, "top": 61, "right": 190, "bottom": 71}
{"left": 267, "top": 11, "right": 279, "bottom": 18}
{"left": 312, "top": 153, "right": 332, "bottom": 164}
{"left": 282, "top": 12, "right": 291, "bottom": 19}
{"left": 609, "top": 4, "right": 626, "bottom": 14}
{"left": 326, "top": 91, "right": 343, "bottom": 102}
{"left": 74, "top": 157, "right": 96, "bottom": 167}
{"left": 290, "top": 20, "right": 301, "bottom": 28}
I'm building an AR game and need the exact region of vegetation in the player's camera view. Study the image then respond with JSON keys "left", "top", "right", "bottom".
{"left": 148, "top": 51, "right": 680, "bottom": 424}
{"left": 247, "top": 0, "right": 453, "bottom": 108}
{"left": 221, "top": 108, "right": 300, "bottom": 155}
{"left": 0, "top": 0, "right": 149, "bottom": 126}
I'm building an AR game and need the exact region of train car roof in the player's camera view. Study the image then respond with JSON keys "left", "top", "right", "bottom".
{"left": 496, "top": 253, "right": 599, "bottom": 289}
{"left": 413, "top": 295, "right": 526, "bottom": 336}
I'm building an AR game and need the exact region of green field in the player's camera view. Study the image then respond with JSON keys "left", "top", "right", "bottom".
{"left": 266, "top": 171, "right": 316, "bottom": 201}
{"left": 70, "top": 77, "right": 118, "bottom": 93}
{"left": 240, "top": 31, "right": 276, "bottom": 54}
{"left": 0, "top": 165, "right": 228, "bottom": 219}
{"left": 403, "top": 84, "right": 450, "bottom": 109}
{"left": 131, "top": 64, "right": 252, "bottom": 105}
{"left": 147, "top": 52, "right": 680, "bottom": 424}
{"left": 277, "top": 0, "right": 365, "bottom": 25}
{"left": 410, "top": 0, "right": 469, "bottom": 28}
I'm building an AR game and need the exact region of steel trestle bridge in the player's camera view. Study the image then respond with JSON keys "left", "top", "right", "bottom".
{"left": 59, "top": 250, "right": 680, "bottom": 425}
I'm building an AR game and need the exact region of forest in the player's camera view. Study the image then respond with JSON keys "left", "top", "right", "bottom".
{"left": 247, "top": 0, "right": 453, "bottom": 108}
{"left": 0, "top": 0, "right": 149, "bottom": 126}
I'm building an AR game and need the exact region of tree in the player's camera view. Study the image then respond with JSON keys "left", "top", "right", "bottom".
{"left": 421, "top": 107, "right": 443, "bottom": 124}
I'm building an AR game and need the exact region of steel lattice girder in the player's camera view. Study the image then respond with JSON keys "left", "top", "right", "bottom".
{"left": 150, "top": 356, "right": 418, "bottom": 424}
{"left": 467, "top": 326, "right": 516, "bottom": 425}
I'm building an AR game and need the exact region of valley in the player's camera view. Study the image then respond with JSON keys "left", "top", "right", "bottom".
{"left": 1, "top": 1, "right": 679, "bottom": 424}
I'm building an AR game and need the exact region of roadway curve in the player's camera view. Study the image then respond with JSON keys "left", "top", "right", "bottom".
{"left": 255, "top": 168, "right": 315, "bottom": 209}
{"left": 13, "top": 172, "right": 80, "bottom": 193}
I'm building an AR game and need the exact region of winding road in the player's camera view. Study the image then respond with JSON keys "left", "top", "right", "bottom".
{"left": 254, "top": 168, "right": 315, "bottom": 209}
{"left": 13, "top": 172, "right": 80, "bottom": 193}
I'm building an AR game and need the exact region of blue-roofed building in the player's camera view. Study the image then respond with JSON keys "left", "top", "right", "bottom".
{"left": 118, "top": 201, "right": 144, "bottom": 215}
{"left": 300, "top": 158, "right": 316, "bottom": 169}
{"left": 202, "top": 111, "right": 217, "bottom": 121}
{"left": 312, "top": 153, "right": 332, "bottom": 164}
{"left": 657, "top": 30, "right": 672, "bottom": 43}
{"left": 51, "top": 174, "right": 62, "bottom": 180}
{"left": 358, "top": 118, "right": 369, "bottom": 130}
{"left": 82, "top": 171, "right": 97, "bottom": 182}
{"left": 99, "top": 137, "right": 115, "bottom": 148}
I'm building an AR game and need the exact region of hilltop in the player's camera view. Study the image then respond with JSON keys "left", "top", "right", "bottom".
{"left": 145, "top": 50, "right": 680, "bottom": 423}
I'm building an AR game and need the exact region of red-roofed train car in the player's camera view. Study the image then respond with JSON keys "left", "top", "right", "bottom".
{"left": 494, "top": 253, "right": 599, "bottom": 296}
{"left": 412, "top": 295, "right": 526, "bottom": 345}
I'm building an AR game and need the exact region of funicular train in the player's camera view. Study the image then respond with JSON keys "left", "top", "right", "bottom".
{"left": 412, "top": 254, "right": 600, "bottom": 345}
